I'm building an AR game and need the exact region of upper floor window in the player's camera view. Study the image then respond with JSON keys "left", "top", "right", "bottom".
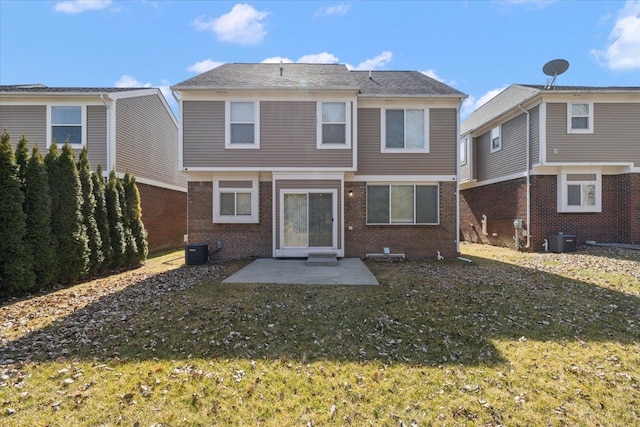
{"left": 49, "top": 105, "right": 85, "bottom": 148}
{"left": 381, "top": 108, "right": 429, "bottom": 153}
{"left": 317, "top": 101, "right": 351, "bottom": 149}
{"left": 226, "top": 101, "right": 260, "bottom": 149}
{"left": 490, "top": 126, "right": 501, "bottom": 153}
{"left": 460, "top": 136, "right": 468, "bottom": 165}
{"left": 567, "top": 102, "right": 593, "bottom": 134}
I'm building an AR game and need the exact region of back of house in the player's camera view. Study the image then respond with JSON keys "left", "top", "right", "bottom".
{"left": 172, "top": 63, "right": 466, "bottom": 259}
{"left": 459, "top": 84, "right": 640, "bottom": 250}
{"left": 0, "top": 85, "right": 187, "bottom": 252}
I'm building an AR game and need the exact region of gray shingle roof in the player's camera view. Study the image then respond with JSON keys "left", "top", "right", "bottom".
{"left": 0, "top": 85, "right": 151, "bottom": 93}
{"left": 461, "top": 84, "right": 640, "bottom": 135}
{"left": 172, "top": 63, "right": 359, "bottom": 90}
{"left": 352, "top": 71, "right": 465, "bottom": 97}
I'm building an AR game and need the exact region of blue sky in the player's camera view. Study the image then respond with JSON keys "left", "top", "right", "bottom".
{"left": 1, "top": 0, "right": 639, "bottom": 119}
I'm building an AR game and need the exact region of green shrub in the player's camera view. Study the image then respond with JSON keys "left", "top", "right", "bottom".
{"left": 92, "top": 164, "right": 112, "bottom": 272}
{"left": 77, "top": 147, "right": 104, "bottom": 275}
{"left": 0, "top": 129, "right": 34, "bottom": 294}
{"left": 123, "top": 172, "right": 148, "bottom": 264}
{"left": 106, "top": 170, "right": 126, "bottom": 269}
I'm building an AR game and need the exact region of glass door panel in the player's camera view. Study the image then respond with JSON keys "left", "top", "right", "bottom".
{"left": 309, "top": 193, "right": 333, "bottom": 247}
{"left": 283, "top": 194, "right": 308, "bottom": 247}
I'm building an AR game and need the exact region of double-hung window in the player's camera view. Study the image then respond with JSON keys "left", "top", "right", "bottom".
{"left": 226, "top": 101, "right": 260, "bottom": 148}
{"left": 49, "top": 105, "right": 85, "bottom": 148}
{"left": 460, "top": 136, "right": 468, "bottom": 165}
{"left": 381, "top": 108, "right": 429, "bottom": 153}
{"left": 490, "top": 126, "right": 501, "bottom": 153}
{"left": 367, "top": 184, "right": 439, "bottom": 225}
{"left": 213, "top": 176, "right": 259, "bottom": 223}
{"left": 557, "top": 171, "right": 601, "bottom": 213}
{"left": 567, "top": 102, "right": 593, "bottom": 134}
{"left": 317, "top": 101, "right": 351, "bottom": 148}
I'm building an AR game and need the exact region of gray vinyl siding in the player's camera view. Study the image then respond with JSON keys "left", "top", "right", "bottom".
{"left": 477, "top": 113, "right": 527, "bottom": 182}
{"left": 529, "top": 105, "right": 540, "bottom": 165}
{"left": 86, "top": 105, "right": 107, "bottom": 170}
{"left": 460, "top": 159, "right": 470, "bottom": 182}
{"left": 460, "top": 136, "right": 471, "bottom": 182}
{"left": 546, "top": 102, "right": 640, "bottom": 166}
{"left": 219, "top": 180, "right": 253, "bottom": 188}
{"left": 116, "top": 94, "right": 185, "bottom": 189}
{"left": 182, "top": 100, "right": 353, "bottom": 169}
{"left": 357, "top": 108, "right": 457, "bottom": 175}
{"left": 274, "top": 179, "right": 342, "bottom": 250}
{"left": 0, "top": 105, "right": 46, "bottom": 149}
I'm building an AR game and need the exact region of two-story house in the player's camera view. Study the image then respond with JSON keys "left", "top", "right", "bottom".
{"left": 459, "top": 84, "right": 640, "bottom": 251}
{"left": 0, "top": 85, "right": 187, "bottom": 252}
{"left": 172, "top": 63, "right": 465, "bottom": 259}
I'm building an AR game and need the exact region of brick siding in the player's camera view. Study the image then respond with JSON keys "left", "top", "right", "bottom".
{"left": 460, "top": 173, "right": 640, "bottom": 251}
{"left": 137, "top": 182, "right": 187, "bottom": 253}
{"left": 187, "top": 181, "right": 272, "bottom": 259}
{"left": 344, "top": 181, "right": 458, "bottom": 259}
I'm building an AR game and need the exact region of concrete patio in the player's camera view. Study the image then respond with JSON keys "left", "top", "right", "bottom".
{"left": 222, "top": 258, "right": 379, "bottom": 285}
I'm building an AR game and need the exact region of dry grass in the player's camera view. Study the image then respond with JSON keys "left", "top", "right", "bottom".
{"left": 1, "top": 244, "right": 639, "bottom": 426}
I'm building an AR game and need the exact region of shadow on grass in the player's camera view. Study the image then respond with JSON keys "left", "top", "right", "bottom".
{"left": 1, "top": 254, "right": 638, "bottom": 367}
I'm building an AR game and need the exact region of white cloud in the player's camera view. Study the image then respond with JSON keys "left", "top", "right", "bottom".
{"left": 348, "top": 51, "right": 393, "bottom": 70}
{"left": 114, "top": 75, "right": 152, "bottom": 88}
{"left": 461, "top": 86, "right": 508, "bottom": 118}
{"left": 497, "top": 0, "right": 555, "bottom": 8}
{"left": 591, "top": 0, "right": 640, "bottom": 70}
{"left": 187, "top": 59, "right": 225, "bottom": 73}
{"left": 54, "top": 0, "right": 112, "bottom": 14}
{"left": 297, "top": 52, "right": 340, "bottom": 64}
{"left": 421, "top": 69, "right": 457, "bottom": 86}
{"left": 261, "top": 56, "right": 294, "bottom": 64}
{"left": 192, "top": 4, "right": 269, "bottom": 45}
{"left": 315, "top": 3, "right": 351, "bottom": 17}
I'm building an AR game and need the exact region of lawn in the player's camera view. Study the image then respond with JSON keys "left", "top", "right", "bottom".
{"left": 1, "top": 244, "right": 639, "bottom": 426}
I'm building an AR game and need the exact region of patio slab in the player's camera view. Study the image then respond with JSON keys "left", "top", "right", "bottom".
{"left": 222, "top": 258, "right": 379, "bottom": 285}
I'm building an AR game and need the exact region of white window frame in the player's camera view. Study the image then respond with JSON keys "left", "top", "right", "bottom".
{"left": 225, "top": 101, "right": 260, "bottom": 149}
{"left": 316, "top": 101, "right": 351, "bottom": 149}
{"left": 380, "top": 108, "right": 430, "bottom": 153}
{"left": 47, "top": 104, "right": 86, "bottom": 149}
{"left": 460, "top": 136, "right": 468, "bottom": 165}
{"left": 490, "top": 126, "right": 501, "bottom": 153}
{"left": 557, "top": 170, "right": 602, "bottom": 213}
{"left": 212, "top": 176, "right": 259, "bottom": 223}
{"left": 366, "top": 183, "right": 440, "bottom": 225}
{"left": 567, "top": 102, "right": 594, "bottom": 134}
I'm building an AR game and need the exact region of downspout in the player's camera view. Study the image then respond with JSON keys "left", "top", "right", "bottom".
{"left": 100, "top": 94, "right": 112, "bottom": 175}
{"left": 518, "top": 105, "right": 531, "bottom": 249}
{"left": 456, "top": 100, "right": 462, "bottom": 255}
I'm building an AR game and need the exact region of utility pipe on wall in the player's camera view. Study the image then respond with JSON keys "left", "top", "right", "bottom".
{"left": 518, "top": 105, "right": 531, "bottom": 249}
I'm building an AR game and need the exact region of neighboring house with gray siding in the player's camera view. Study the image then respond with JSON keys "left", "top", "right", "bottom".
{"left": 459, "top": 84, "right": 640, "bottom": 250}
{"left": 0, "top": 85, "right": 187, "bottom": 252}
{"left": 172, "top": 63, "right": 466, "bottom": 259}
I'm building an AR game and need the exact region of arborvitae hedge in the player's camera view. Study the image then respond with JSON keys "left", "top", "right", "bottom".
{"left": 106, "top": 170, "right": 127, "bottom": 270}
{"left": 92, "top": 164, "right": 112, "bottom": 272}
{"left": 47, "top": 142, "right": 90, "bottom": 283}
{"left": 78, "top": 147, "right": 104, "bottom": 276}
{"left": 24, "top": 145, "right": 57, "bottom": 287}
{"left": 0, "top": 129, "right": 149, "bottom": 297}
{"left": 123, "top": 172, "right": 148, "bottom": 264}
{"left": 0, "top": 129, "right": 35, "bottom": 295}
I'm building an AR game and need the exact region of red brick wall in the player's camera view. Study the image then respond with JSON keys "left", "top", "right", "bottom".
{"left": 344, "top": 181, "right": 458, "bottom": 259}
{"left": 460, "top": 173, "right": 640, "bottom": 251}
{"left": 459, "top": 178, "right": 528, "bottom": 250}
{"left": 137, "top": 183, "right": 187, "bottom": 253}
{"left": 187, "top": 181, "right": 272, "bottom": 259}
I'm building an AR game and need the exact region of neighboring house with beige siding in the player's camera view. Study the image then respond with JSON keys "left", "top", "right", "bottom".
{"left": 0, "top": 85, "right": 187, "bottom": 252}
{"left": 172, "top": 63, "right": 466, "bottom": 259}
{"left": 459, "top": 84, "right": 640, "bottom": 251}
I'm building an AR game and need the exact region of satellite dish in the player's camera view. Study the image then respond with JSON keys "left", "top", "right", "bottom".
{"left": 542, "top": 59, "right": 569, "bottom": 89}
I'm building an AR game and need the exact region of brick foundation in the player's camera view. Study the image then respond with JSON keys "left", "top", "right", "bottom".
{"left": 460, "top": 173, "right": 640, "bottom": 251}
{"left": 344, "top": 181, "right": 458, "bottom": 259}
{"left": 137, "top": 183, "right": 187, "bottom": 253}
{"left": 187, "top": 181, "right": 272, "bottom": 260}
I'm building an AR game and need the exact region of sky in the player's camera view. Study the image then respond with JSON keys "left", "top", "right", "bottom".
{"left": 1, "top": 0, "right": 639, "bottom": 119}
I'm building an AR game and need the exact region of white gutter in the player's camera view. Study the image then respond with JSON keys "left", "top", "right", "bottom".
{"left": 518, "top": 104, "right": 531, "bottom": 249}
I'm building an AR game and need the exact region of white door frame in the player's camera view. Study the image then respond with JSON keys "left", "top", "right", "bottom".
{"left": 275, "top": 189, "right": 339, "bottom": 258}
